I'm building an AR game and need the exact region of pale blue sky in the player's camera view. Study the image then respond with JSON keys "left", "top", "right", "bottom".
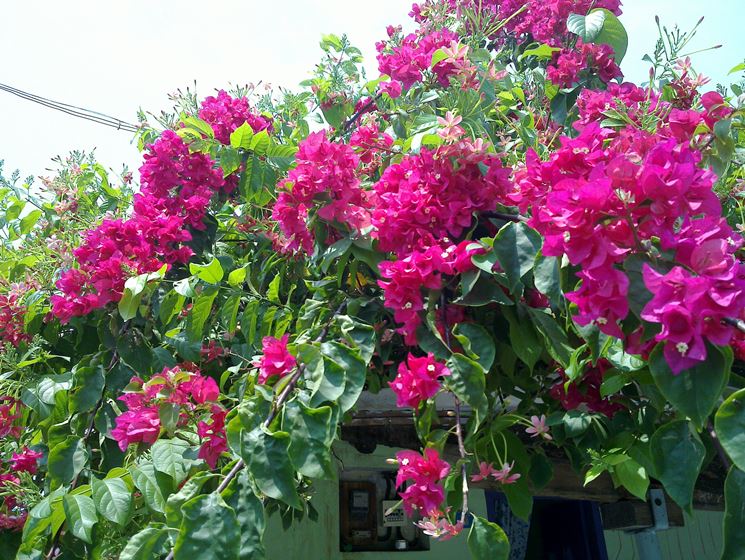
{"left": 0, "top": 1, "right": 742, "bottom": 181}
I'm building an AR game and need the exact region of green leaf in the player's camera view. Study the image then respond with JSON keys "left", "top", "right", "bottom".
{"left": 243, "top": 428, "right": 301, "bottom": 509}
{"left": 321, "top": 341, "right": 366, "bottom": 413}
{"left": 48, "top": 437, "right": 88, "bottom": 487}
{"left": 62, "top": 494, "right": 97, "bottom": 544}
{"left": 529, "top": 453, "right": 554, "bottom": 489}
{"left": 151, "top": 439, "right": 191, "bottom": 485}
{"left": 520, "top": 44, "right": 560, "bottom": 60}
{"left": 453, "top": 323, "right": 496, "bottom": 371}
{"left": 455, "top": 270, "right": 514, "bottom": 307}
{"left": 187, "top": 286, "right": 218, "bottom": 341}
{"left": 445, "top": 353, "right": 487, "bottom": 427}
{"left": 131, "top": 463, "right": 171, "bottom": 514}
{"left": 159, "top": 289, "right": 185, "bottom": 325}
{"left": 503, "top": 306, "right": 541, "bottom": 371}
{"left": 228, "top": 267, "right": 247, "bottom": 288}
{"left": 320, "top": 33, "right": 343, "bottom": 51}
{"left": 567, "top": 10, "right": 606, "bottom": 42}
{"left": 533, "top": 253, "right": 562, "bottom": 303}
{"left": 250, "top": 130, "right": 271, "bottom": 155}
{"left": 722, "top": 467, "right": 745, "bottom": 560}
{"left": 91, "top": 476, "right": 132, "bottom": 527}
{"left": 230, "top": 123, "right": 255, "bottom": 149}
{"left": 166, "top": 472, "right": 219, "bottom": 529}
{"left": 613, "top": 458, "right": 649, "bottom": 501}
{"left": 716, "top": 388, "right": 745, "bottom": 472}
{"left": 491, "top": 222, "right": 542, "bottom": 294}
{"left": 119, "top": 525, "right": 169, "bottom": 560}
{"left": 649, "top": 343, "right": 731, "bottom": 430}
{"left": 592, "top": 8, "right": 628, "bottom": 62}
{"left": 221, "top": 470, "right": 266, "bottom": 560}
{"left": 729, "top": 62, "right": 745, "bottom": 75}
{"left": 527, "top": 307, "right": 573, "bottom": 368}
{"left": 190, "top": 257, "right": 224, "bottom": 284}
{"left": 267, "top": 273, "right": 281, "bottom": 304}
{"left": 285, "top": 401, "right": 336, "bottom": 478}
{"left": 651, "top": 420, "right": 705, "bottom": 512}
{"left": 173, "top": 493, "right": 240, "bottom": 560}
{"left": 467, "top": 516, "right": 510, "bottom": 560}
{"left": 69, "top": 364, "right": 105, "bottom": 413}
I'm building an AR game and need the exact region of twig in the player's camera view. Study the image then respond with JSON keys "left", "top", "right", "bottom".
{"left": 440, "top": 294, "right": 469, "bottom": 524}
{"left": 454, "top": 396, "right": 469, "bottom": 524}
{"left": 164, "top": 301, "right": 347, "bottom": 560}
{"left": 335, "top": 93, "right": 382, "bottom": 138}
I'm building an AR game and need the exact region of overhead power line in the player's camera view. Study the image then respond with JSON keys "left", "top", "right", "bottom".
{"left": 0, "top": 82, "right": 140, "bottom": 133}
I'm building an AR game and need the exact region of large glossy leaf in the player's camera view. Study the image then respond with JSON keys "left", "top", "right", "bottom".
{"left": 321, "top": 341, "right": 366, "bottom": 413}
{"left": 722, "top": 467, "right": 745, "bottom": 560}
{"left": 189, "top": 257, "right": 224, "bottom": 284}
{"left": 715, "top": 388, "right": 745, "bottom": 472}
{"left": 567, "top": 10, "right": 606, "bottom": 42}
{"left": 90, "top": 476, "right": 132, "bottom": 527}
{"left": 650, "top": 420, "right": 705, "bottom": 512}
{"left": 285, "top": 401, "right": 336, "bottom": 478}
{"left": 151, "top": 439, "right": 191, "bottom": 485}
{"left": 453, "top": 323, "right": 496, "bottom": 371}
{"left": 186, "top": 286, "right": 219, "bottom": 341}
{"left": 491, "top": 222, "right": 542, "bottom": 294}
{"left": 467, "top": 516, "right": 510, "bottom": 560}
{"left": 166, "top": 472, "right": 219, "bottom": 529}
{"left": 48, "top": 437, "right": 88, "bottom": 487}
{"left": 131, "top": 463, "right": 172, "bottom": 514}
{"left": 243, "top": 428, "right": 301, "bottom": 509}
{"left": 593, "top": 8, "right": 628, "bottom": 62}
{"left": 445, "top": 353, "right": 487, "bottom": 427}
{"left": 222, "top": 470, "right": 266, "bottom": 560}
{"left": 62, "top": 494, "right": 97, "bottom": 544}
{"left": 119, "top": 525, "right": 169, "bottom": 560}
{"left": 173, "top": 493, "right": 240, "bottom": 560}
{"left": 69, "top": 364, "right": 105, "bottom": 413}
{"left": 649, "top": 343, "right": 731, "bottom": 430}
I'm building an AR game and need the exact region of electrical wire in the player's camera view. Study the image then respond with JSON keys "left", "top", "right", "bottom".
{"left": 0, "top": 82, "right": 140, "bottom": 133}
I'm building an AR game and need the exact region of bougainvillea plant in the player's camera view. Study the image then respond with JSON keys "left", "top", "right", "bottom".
{"left": 1, "top": 0, "right": 745, "bottom": 558}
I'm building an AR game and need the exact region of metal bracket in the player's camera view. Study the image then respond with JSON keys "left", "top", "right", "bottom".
{"left": 648, "top": 488, "right": 669, "bottom": 531}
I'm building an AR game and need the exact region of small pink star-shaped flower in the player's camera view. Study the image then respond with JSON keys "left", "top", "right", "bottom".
{"left": 525, "top": 414, "right": 552, "bottom": 441}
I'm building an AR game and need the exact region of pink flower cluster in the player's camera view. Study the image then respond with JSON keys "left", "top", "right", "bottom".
{"left": 372, "top": 142, "right": 512, "bottom": 256}
{"left": 0, "top": 293, "right": 31, "bottom": 347}
{"left": 378, "top": 241, "right": 482, "bottom": 344}
{"left": 376, "top": 28, "right": 459, "bottom": 91}
{"left": 272, "top": 131, "right": 372, "bottom": 254}
{"left": 550, "top": 360, "right": 624, "bottom": 417}
{"left": 471, "top": 461, "right": 521, "bottom": 484}
{"left": 0, "top": 400, "right": 41, "bottom": 531}
{"left": 516, "top": 89, "right": 743, "bottom": 372}
{"left": 198, "top": 89, "right": 272, "bottom": 144}
{"left": 395, "top": 448, "right": 450, "bottom": 515}
{"left": 440, "top": 0, "right": 621, "bottom": 46}
{"left": 253, "top": 334, "right": 297, "bottom": 384}
{"left": 641, "top": 217, "right": 745, "bottom": 372}
{"left": 547, "top": 41, "right": 622, "bottom": 88}
{"left": 349, "top": 122, "right": 394, "bottom": 176}
{"left": 0, "top": 398, "right": 23, "bottom": 439}
{"left": 111, "top": 366, "right": 227, "bottom": 468}
{"left": 52, "top": 93, "right": 267, "bottom": 322}
{"left": 389, "top": 353, "right": 450, "bottom": 408}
